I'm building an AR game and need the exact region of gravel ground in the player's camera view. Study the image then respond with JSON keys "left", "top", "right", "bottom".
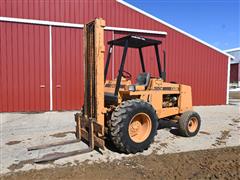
{"left": 0, "top": 105, "right": 240, "bottom": 177}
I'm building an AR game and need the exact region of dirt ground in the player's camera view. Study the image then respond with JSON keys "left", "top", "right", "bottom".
{"left": 2, "top": 146, "right": 240, "bottom": 180}
{"left": 1, "top": 105, "right": 239, "bottom": 178}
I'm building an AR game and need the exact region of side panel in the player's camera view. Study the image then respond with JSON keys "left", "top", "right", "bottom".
{"left": 179, "top": 85, "right": 193, "bottom": 112}
{"left": 52, "top": 27, "right": 113, "bottom": 111}
{"left": 0, "top": 22, "right": 50, "bottom": 112}
{"left": 239, "top": 64, "right": 240, "bottom": 83}
{"left": 52, "top": 27, "right": 83, "bottom": 111}
{"left": 230, "top": 64, "right": 239, "bottom": 83}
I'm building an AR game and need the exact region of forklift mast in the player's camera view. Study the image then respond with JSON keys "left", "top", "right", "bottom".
{"left": 83, "top": 18, "right": 105, "bottom": 135}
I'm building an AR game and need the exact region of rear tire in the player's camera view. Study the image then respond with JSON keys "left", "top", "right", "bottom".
{"left": 178, "top": 111, "right": 201, "bottom": 137}
{"left": 108, "top": 99, "right": 158, "bottom": 153}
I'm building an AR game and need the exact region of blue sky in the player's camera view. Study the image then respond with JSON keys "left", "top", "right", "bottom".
{"left": 125, "top": 0, "right": 240, "bottom": 50}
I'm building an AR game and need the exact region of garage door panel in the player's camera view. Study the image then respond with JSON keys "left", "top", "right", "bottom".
{"left": 52, "top": 27, "right": 84, "bottom": 111}
{"left": 0, "top": 22, "right": 50, "bottom": 112}
{"left": 52, "top": 29, "right": 113, "bottom": 111}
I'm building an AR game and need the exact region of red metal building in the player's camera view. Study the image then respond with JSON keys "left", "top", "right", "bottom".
{"left": 225, "top": 48, "right": 240, "bottom": 85}
{"left": 0, "top": 0, "right": 232, "bottom": 112}
{"left": 230, "top": 64, "right": 240, "bottom": 83}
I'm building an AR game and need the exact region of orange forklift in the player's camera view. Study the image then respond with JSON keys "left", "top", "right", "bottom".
{"left": 29, "top": 18, "right": 201, "bottom": 162}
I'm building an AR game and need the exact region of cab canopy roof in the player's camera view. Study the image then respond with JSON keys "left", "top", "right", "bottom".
{"left": 108, "top": 35, "right": 162, "bottom": 48}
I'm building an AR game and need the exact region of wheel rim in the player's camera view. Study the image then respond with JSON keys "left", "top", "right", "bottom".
{"left": 188, "top": 117, "right": 198, "bottom": 133}
{"left": 128, "top": 113, "right": 152, "bottom": 143}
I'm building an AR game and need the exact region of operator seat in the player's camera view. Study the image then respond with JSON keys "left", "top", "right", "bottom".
{"left": 129, "top": 72, "right": 150, "bottom": 91}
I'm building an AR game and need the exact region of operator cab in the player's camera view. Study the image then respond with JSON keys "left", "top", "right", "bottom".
{"left": 104, "top": 35, "right": 166, "bottom": 105}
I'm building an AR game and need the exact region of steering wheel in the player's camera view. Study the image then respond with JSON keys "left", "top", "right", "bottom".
{"left": 122, "top": 70, "right": 132, "bottom": 80}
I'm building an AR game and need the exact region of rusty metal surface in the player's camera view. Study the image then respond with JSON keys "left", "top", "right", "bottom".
{"left": 80, "top": 128, "right": 105, "bottom": 150}
{"left": 80, "top": 19, "right": 105, "bottom": 150}
{"left": 84, "top": 21, "right": 96, "bottom": 119}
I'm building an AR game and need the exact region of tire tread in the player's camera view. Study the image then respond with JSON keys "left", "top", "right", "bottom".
{"left": 108, "top": 99, "right": 158, "bottom": 153}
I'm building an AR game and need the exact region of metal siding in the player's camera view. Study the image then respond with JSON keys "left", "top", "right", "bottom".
{"left": 239, "top": 64, "right": 240, "bottom": 81}
{"left": 52, "top": 28, "right": 113, "bottom": 111}
{"left": 104, "top": 31, "right": 115, "bottom": 80}
{"left": 52, "top": 27, "right": 83, "bottom": 111}
{"left": 0, "top": 0, "right": 229, "bottom": 112}
{"left": 230, "top": 64, "right": 239, "bottom": 82}
{"left": 0, "top": 22, "right": 50, "bottom": 112}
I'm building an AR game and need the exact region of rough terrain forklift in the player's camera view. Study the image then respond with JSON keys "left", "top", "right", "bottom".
{"left": 29, "top": 18, "right": 201, "bottom": 162}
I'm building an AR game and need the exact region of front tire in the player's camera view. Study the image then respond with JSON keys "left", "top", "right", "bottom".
{"left": 108, "top": 99, "right": 158, "bottom": 153}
